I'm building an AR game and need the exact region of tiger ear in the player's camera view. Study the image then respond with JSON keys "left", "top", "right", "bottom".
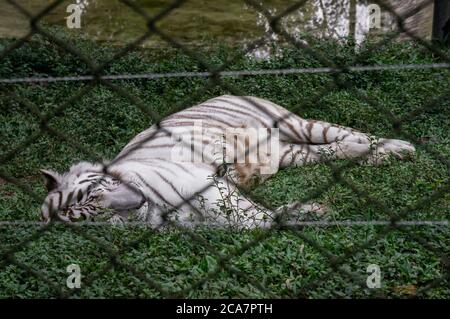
{"left": 40, "top": 169, "right": 62, "bottom": 192}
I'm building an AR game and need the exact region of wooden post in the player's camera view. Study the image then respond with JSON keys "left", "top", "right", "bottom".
{"left": 432, "top": 0, "right": 450, "bottom": 42}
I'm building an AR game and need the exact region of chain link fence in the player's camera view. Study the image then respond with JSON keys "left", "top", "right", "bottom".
{"left": 0, "top": 0, "right": 449, "bottom": 298}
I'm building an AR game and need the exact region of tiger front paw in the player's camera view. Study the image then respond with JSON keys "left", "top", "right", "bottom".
{"left": 275, "top": 201, "right": 331, "bottom": 225}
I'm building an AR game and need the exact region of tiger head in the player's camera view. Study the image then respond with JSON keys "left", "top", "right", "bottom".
{"left": 40, "top": 162, "right": 145, "bottom": 223}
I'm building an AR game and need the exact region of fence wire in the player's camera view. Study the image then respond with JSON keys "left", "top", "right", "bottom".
{"left": 1, "top": 62, "right": 450, "bottom": 84}
{"left": 0, "top": 0, "right": 449, "bottom": 299}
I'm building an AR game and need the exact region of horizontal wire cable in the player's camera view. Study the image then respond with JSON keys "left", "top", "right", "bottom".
{"left": 0, "top": 63, "right": 449, "bottom": 84}
{"left": 0, "top": 220, "right": 447, "bottom": 227}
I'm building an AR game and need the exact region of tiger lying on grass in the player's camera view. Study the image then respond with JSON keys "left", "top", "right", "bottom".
{"left": 40, "top": 95, "right": 415, "bottom": 228}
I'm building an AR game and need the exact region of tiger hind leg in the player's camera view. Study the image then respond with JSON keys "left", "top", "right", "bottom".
{"left": 278, "top": 138, "right": 415, "bottom": 167}
{"left": 274, "top": 112, "right": 415, "bottom": 162}
{"left": 278, "top": 142, "right": 372, "bottom": 167}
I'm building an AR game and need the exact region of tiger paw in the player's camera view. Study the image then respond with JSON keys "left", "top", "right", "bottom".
{"left": 108, "top": 214, "right": 126, "bottom": 225}
{"left": 368, "top": 138, "right": 415, "bottom": 165}
{"left": 275, "top": 201, "right": 331, "bottom": 225}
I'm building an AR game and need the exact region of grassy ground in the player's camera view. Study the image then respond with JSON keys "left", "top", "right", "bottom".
{"left": 0, "top": 28, "right": 449, "bottom": 298}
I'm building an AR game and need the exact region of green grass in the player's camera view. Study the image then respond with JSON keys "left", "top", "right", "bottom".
{"left": 0, "top": 27, "right": 449, "bottom": 298}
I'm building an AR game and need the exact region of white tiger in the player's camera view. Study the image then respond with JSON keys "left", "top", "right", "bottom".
{"left": 40, "top": 95, "right": 415, "bottom": 228}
